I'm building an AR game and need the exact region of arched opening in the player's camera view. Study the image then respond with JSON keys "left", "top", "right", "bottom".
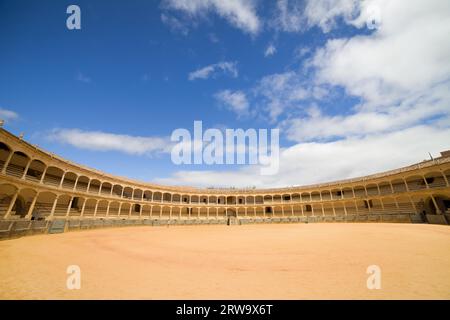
{"left": 226, "top": 196, "right": 236, "bottom": 205}
{"left": 424, "top": 172, "right": 447, "bottom": 188}
{"left": 133, "top": 189, "right": 143, "bottom": 201}
{"left": 119, "top": 203, "right": 131, "bottom": 216}
{"left": 366, "top": 184, "right": 379, "bottom": 196}
{"left": 162, "top": 193, "right": 172, "bottom": 202}
{"left": 353, "top": 186, "right": 365, "bottom": 197}
{"left": 226, "top": 208, "right": 237, "bottom": 217}
{"left": 96, "top": 200, "right": 109, "bottom": 217}
{"left": 200, "top": 196, "right": 208, "bottom": 204}
{"left": 68, "top": 197, "right": 83, "bottom": 216}
{"left": 54, "top": 195, "right": 72, "bottom": 216}
{"left": 191, "top": 195, "right": 199, "bottom": 204}
{"left": 123, "top": 187, "right": 133, "bottom": 199}
{"left": 153, "top": 192, "right": 162, "bottom": 202}
{"left": 273, "top": 195, "right": 282, "bottom": 203}
{"left": 334, "top": 203, "right": 345, "bottom": 216}
{"left": 378, "top": 182, "right": 392, "bottom": 195}
{"left": 6, "top": 151, "right": 30, "bottom": 178}
{"left": 424, "top": 195, "right": 450, "bottom": 215}
{"left": 217, "top": 196, "right": 225, "bottom": 204}
{"left": 108, "top": 202, "right": 120, "bottom": 216}
{"left": 181, "top": 194, "right": 190, "bottom": 203}
{"left": 161, "top": 206, "right": 171, "bottom": 218}
{"left": 405, "top": 175, "right": 427, "bottom": 191}
{"left": 246, "top": 196, "right": 255, "bottom": 205}
{"left": 88, "top": 179, "right": 101, "bottom": 194}
{"left": 12, "top": 188, "right": 37, "bottom": 218}
{"left": 172, "top": 194, "right": 181, "bottom": 203}
{"left": 209, "top": 196, "right": 218, "bottom": 204}
{"left": 42, "top": 166, "right": 64, "bottom": 187}
{"left": 0, "top": 184, "right": 18, "bottom": 217}
{"left": 61, "top": 172, "right": 77, "bottom": 189}
{"left": 301, "top": 192, "right": 311, "bottom": 202}
{"left": 112, "top": 185, "right": 123, "bottom": 198}
{"left": 83, "top": 199, "right": 97, "bottom": 216}
{"left": 0, "top": 142, "right": 12, "bottom": 171}
{"left": 143, "top": 190, "right": 153, "bottom": 202}
{"left": 321, "top": 190, "right": 331, "bottom": 201}
{"left": 255, "top": 196, "right": 264, "bottom": 204}
{"left": 131, "top": 203, "right": 141, "bottom": 216}
{"left": 25, "top": 159, "right": 46, "bottom": 183}
{"left": 263, "top": 195, "right": 272, "bottom": 204}
{"left": 323, "top": 203, "right": 334, "bottom": 216}
{"left": 34, "top": 192, "right": 57, "bottom": 220}
{"left": 331, "top": 189, "right": 342, "bottom": 200}
{"left": 311, "top": 191, "right": 321, "bottom": 201}
{"left": 342, "top": 188, "right": 353, "bottom": 199}
{"left": 75, "top": 176, "right": 89, "bottom": 192}
{"left": 391, "top": 179, "right": 407, "bottom": 192}
{"left": 273, "top": 206, "right": 283, "bottom": 217}
{"left": 142, "top": 204, "right": 152, "bottom": 217}
{"left": 199, "top": 207, "right": 208, "bottom": 219}
{"left": 100, "top": 182, "right": 113, "bottom": 195}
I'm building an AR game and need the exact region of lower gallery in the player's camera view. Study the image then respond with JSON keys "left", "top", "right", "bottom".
{"left": 1, "top": 128, "right": 449, "bottom": 299}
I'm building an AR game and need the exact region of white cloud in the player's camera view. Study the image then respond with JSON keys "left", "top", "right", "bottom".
{"left": 188, "top": 61, "right": 238, "bottom": 81}
{"left": 161, "top": 13, "right": 189, "bottom": 35}
{"left": 254, "top": 71, "right": 326, "bottom": 121}
{"left": 161, "top": 0, "right": 261, "bottom": 34}
{"left": 0, "top": 108, "right": 19, "bottom": 121}
{"left": 155, "top": 125, "right": 450, "bottom": 188}
{"left": 48, "top": 129, "right": 172, "bottom": 156}
{"left": 264, "top": 44, "right": 277, "bottom": 57}
{"left": 311, "top": 0, "right": 450, "bottom": 110}
{"left": 214, "top": 90, "right": 249, "bottom": 116}
{"left": 304, "top": 0, "right": 359, "bottom": 32}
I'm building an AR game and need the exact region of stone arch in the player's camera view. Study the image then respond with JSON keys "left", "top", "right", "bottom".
{"left": 75, "top": 176, "right": 90, "bottom": 192}
{"left": 83, "top": 199, "right": 97, "bottom": 216}
{"left": 96, "top": 200, "right": 109, "bottom": 217}
{"left": 0, "top": 142, "right": 12, "bottom": 171}
{"left": 54, "top": 194, "right": 72, "bottom": 216}
{"left": 112, "top": 185, "right": 123, "bottom": 198}
{"left": 5, "top": 151, "right": 30, "bottom": 178}
{"left": 133, "top": 189, "right": 143, "bottom": 201}
{"left": 25, "top": 159, "right": 46, "bottom": 182}
{"left": 100, "top": 182, "right": 113, "bottom": 195}
{"left": 43, "top": 166, "right": 64, "bottom": 187}
{"left": 34, "top": 192, "right": 57, "bottom": 220}
{"left": 61, "top": 172, "right": 78, "bottom": 189}
{"left": 88, "top": 179, "right": 101, "bottom": 194}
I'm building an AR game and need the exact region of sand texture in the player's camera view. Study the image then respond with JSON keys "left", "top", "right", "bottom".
{"left": 0, "top": 223, "right": 449, "bottom": 300}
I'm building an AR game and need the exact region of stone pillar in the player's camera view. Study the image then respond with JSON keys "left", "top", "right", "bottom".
{"left": 25, "top": 194, "right": 38, "bottom": 220}
{"left": 21, "top": 159, "right": 32, "bottom": 179}
{"left": 66, "top": 197, "right": 74, "bottom": 217}
{"left": 2, "top": 152, "right": 14, "bottom": 174}
{"left": 4, "top": 190, "right": 19, "bottom": 219}
{"left": 49, "top": 196, "right": 59, "bottom": 219}
{"left": 441, "top": 170, "right": 449, "bottom": 187}
{"left": 430, "top": 195, "right": 442, "bottom": 214}
{"left": 40, "top": 167, "right": 48, "bottom": 184}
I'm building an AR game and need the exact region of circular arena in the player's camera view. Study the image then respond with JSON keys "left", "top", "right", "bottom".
{"left": 1, "top": 128, "right": 450, "bottom": 299}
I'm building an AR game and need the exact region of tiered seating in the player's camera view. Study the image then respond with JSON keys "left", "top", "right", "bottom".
{"left": 61, "top": 179, "right": 76, "bottom": 189}
{"left": 427, "top": 176, "right": 447, "bottom": 188}
{"left": 43, "top": 174, "right": 61, "bottom": 187}
{"left": 5, "top": 163, "right": 25, "bottom": 178}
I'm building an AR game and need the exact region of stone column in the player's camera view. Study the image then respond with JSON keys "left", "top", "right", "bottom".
{"left": 21, "top": 159, "right": 32, "bottom": 179}
{"left": 4, "top": 190, "right": 19, "bottom": 219}
{"left": 1, "top": 152, "right": 14, "bottom": 174}
{"left": 25, "top": 194, "right": 38, "bottom": 220}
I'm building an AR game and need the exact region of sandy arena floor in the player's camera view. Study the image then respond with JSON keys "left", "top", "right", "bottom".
{"left": 0, "top": 223, "right": 449, "bottom": 300}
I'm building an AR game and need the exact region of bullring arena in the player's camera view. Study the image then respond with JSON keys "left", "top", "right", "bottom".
{"left": 1, "top": 127, "right": 450, "bottom": 299}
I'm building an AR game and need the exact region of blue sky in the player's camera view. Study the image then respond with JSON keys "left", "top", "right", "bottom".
{"left": 1, "top": 0, "right": 450, "bottom": 188}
